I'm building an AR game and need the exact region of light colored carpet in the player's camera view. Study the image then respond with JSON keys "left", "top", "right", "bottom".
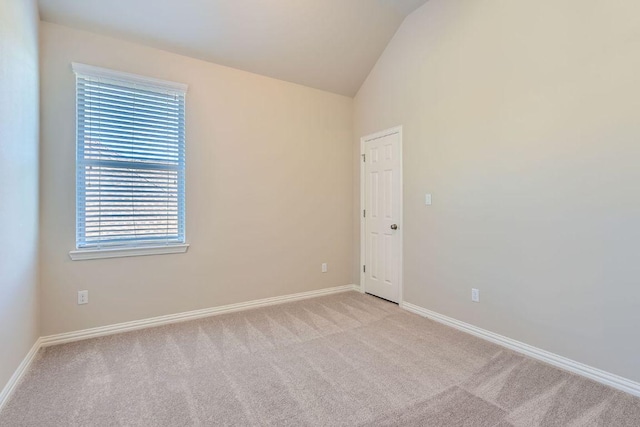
{"left": 1, "top": 291, "right": 639, "bottom": 426}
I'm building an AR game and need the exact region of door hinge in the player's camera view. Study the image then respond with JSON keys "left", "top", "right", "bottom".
{"left": 363, "top": 209, "right": 366, "bottom": 218}
{"left": 362, "top": 153, "right": 366, "bottom": 162}
{"left": 363, "top": 265, "right": 366, "bottom": 273}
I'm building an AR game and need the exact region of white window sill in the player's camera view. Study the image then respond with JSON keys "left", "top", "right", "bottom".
{"left": 69, "top": 244, "right": 189, "bottom": 261}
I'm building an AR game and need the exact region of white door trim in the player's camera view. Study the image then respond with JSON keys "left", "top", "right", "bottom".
{"left": 360, "top": 126, "right": 403, "bottom": 303}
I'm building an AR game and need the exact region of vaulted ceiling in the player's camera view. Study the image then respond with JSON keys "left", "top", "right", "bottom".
{"left": 37, "top": 0, "right": 429, "bottom": 96}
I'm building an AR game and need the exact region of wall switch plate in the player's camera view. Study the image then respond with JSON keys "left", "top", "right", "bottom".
{"left": 425, "top": 194, "right": 432, "bottom": 205}
{"left": 471, "top": 288, "right": 480, "bottom": 303}
{"left": 321, "top": 263, "right": 328, "bottom": 273}
{"left": 78, "top": 290, "right": 89, "bottom": 305}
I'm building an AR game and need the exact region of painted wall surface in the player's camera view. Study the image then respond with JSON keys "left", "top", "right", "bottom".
{"left": 354, "top": 0, "right": 640, "bottom": 382}
{"left": 0, "top": 0, "right": 40, "bottom": 390}
{"left": 40, "top": 22, "right": 353, "bottom": 335}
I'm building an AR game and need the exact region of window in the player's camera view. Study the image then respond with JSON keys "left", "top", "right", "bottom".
{"left": 70, "top": 63, "right": 188, "bottom": 260}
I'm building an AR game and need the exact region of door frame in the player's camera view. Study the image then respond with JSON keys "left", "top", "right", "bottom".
{"left": 360, "top": 125, "right": 403, "bottom": 304}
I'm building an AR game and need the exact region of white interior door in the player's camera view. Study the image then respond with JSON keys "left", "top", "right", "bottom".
{"left": 362, "top": 129, "right": 402, "bottom": 303}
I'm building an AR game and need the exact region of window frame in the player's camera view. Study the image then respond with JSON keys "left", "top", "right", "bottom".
{"left": 69, "top": 63, "right": 189, "bottom": 260}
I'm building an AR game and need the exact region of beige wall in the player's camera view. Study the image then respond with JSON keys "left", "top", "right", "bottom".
{"left": 354, "top": 0, "right": 640, "bottom": 382}
{"left": 40, "top": 22, "right": 353, "bottom": 336}
{"left": 0, "top": 0, "right": 40, "bottom": 391}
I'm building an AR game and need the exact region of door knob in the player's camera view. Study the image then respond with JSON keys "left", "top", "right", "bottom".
{"left": 390, "top": 224, "right": 398, "bottom": 230}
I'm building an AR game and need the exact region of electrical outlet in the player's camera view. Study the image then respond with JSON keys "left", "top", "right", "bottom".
{"left": 321, "top": 263, "right": 328, "bottom": 273}
{"left": 78, "top": 290, "right": 89, "bottom": 305}
{"left": 471, "top": 288, "right": 480, "bottom": 303}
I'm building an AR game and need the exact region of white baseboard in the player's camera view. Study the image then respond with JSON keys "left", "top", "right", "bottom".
{"left": 41, "top": 284, "right": 360, "bottom": 347}
{"left": 0, "top": 284, "right": 359, "bottom": 412}
{"left": 401, "top": 301, "right": 640, "bottom": 398}
{"left": 0, "top": 338, "right": 42, "bottom": 412}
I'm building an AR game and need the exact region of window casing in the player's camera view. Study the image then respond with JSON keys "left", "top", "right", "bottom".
{"left": 72, "top": 63, "right": 187, "bottom": 255}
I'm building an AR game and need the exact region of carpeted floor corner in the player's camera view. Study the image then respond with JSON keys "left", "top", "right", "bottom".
{"left": 1, "top": 291, "right": 639, "bottom": 426}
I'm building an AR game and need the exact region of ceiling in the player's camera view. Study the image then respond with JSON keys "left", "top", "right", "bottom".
{"left": 37, "top": 0, "right": 429, "bottom": 96}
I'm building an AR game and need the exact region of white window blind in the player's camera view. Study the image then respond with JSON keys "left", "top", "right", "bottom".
{"left": 73, "top": 63, "right": 187, "bottom": 249}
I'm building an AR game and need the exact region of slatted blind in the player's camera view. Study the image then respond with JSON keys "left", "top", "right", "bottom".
{"left": 73, "top": 63, "right": 187, "bottom": 249}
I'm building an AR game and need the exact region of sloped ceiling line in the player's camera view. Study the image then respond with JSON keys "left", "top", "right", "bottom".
{"left": 38, "top": 0, "right": 429, "bottom": 96}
